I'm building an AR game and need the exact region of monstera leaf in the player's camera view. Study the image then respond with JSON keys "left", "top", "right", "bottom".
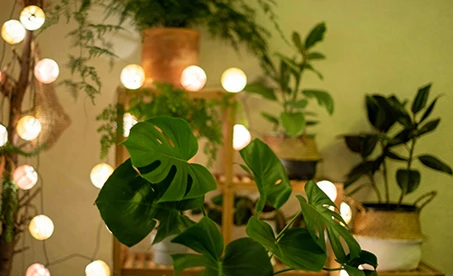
{"left": 123, "top": 116, "right": 216, "bottom": 202}
{"left": 172, "top": 217, "right": 273, "bottom": 276}
{"left": 239, "top": 139, "right": 292, "bottom": 212}
{"left": 95, "top": 159, "right": 203, "bottom": 247}
{"left": 298, "top": 181, "right": 361, "bottom": 263}
{"left": 246, "top": 217, "right": 326, "bottom": 271}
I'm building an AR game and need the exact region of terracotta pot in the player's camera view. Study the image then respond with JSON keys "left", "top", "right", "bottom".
{"left": 141, "top": 28, "right": 200, "bottom": 88}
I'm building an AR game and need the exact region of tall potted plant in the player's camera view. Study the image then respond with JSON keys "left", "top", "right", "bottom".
{"left": 343, "top": 84, "right": 452, "bottom": 271}
{"left": 244, "top": 22, "right": 334, "bottom": 180}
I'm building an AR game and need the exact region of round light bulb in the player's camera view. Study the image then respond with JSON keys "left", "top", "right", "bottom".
{"left": 340, "top": 270, "right": 349, "bottom": 276}
{"left": 1, "top": 20, "right": 26, "bottom": 44}
{"left": 120, "top": 64, "right": 145, "bottom": 90}
{"left": 29, "top": 215, "right": 54, "bottom": 241}
{"left": 316, "top": 180, "right": 337, "bottom": 202}
{"left": 233, "top": 124, "right": 251, "bottom": 151}
{"left": 340, "top": 202, "right": 352, "bottom": 224}
{"left": 221, "top": 68, "right": 247, "bottom": 93}
{"left": 20, "top": 5, "right": 45, "bottom": 31}
{"left": 17, "top": 115, "right": 41, "bottom": 141}
{"left": 90, "top": 163, "right": 114, "bottom": 189}
{"left": 34, "top": 58, "right": 59, "bottom": 84}
{"left": 85, "top": 260, "right": 110, "bottom": 276}
{"left": 13, "top": 164, "right": 38, "bottom": 190}
{"left": 181, "top": 65, "right": 207, "bottom": 91}
{"left": 26, "top": 263, "right": 50, "bottom": 276}
{"left": 123, "top": 113, "right": 137, "bottom": 137}
{"left": 0, "top": 124, "right": 7, "bottom": 147}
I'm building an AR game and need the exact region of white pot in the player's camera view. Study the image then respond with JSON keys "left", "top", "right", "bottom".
{"left": 151, "top": 235, "right": 188, "bottom": 266}
{"left": 354, "top": 235, "right": 422, "bottom": 271}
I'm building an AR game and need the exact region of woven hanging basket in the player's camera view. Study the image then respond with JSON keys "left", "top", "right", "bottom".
{"left": 264, "top": 135, "right": 321, "bottom": 161}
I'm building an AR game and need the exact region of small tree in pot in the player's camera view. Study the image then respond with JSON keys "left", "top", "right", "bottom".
{"left": 244, "top": 22, "right": 334, "bottom": 180}
{"left": 343, "top": 83, "right": 452, "bottom": 271}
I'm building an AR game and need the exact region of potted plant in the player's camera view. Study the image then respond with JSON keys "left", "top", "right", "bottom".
{"left": 343, "top": 84, "right": 452, "bottom": 271}
{"left": 95, "top": 115, "right": 377, "bottom": 276}
{"left": 244, "top": 22, "right": 334, "bottom": 180}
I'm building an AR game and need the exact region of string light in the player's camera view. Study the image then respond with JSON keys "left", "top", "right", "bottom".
{"left": 16, "top": 115, "right": 41, "bottom": 141}
{"left": 85, "top": 260, "right": 111, "bottom": 276}
{"left": 26, "top": 263, "right": 50, "bottom": 276}
{"left": 316, "top": 180, "right": 337, "bottom": 202}
{"left": 29, "top": 215, "right": 54, "bottom": 241}
{"left": 340, "top": 202, "right": 352, "bottom": 224}
{"left": 0, "top": 124, "right": 7, "bottom": 146}
{"left": 1, "top": 19, "right": 26, "bottom": 44}
{"left": 90, "top": 163, "right": 114, "bottom": 189}
{"left": 221, "top": 67, "right": 247, "bottom": 93}
{"left": 233, "top": 124, "right": 251, "bottom": 151}
{"left": 13, "top": 164, "right": 38, "bottom": 190}
{"left": 34, "top": 58, "right": 60, "bottom": 84}
{"left": 181, "top": 65, "right": 207, "bottom": 91}
{"left": 20, "top": 5, "right": 45, "bottom": 31}
{"left": 120, "top": 64, "right": 145, "bottom": 90}
{"left": 123, "top": 113, "right": 137, "bottom": 137}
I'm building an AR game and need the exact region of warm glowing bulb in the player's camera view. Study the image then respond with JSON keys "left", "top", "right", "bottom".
{"left": 13, "top": 164, "right": 38, "bottom": 190}
{"left": 181, "top": 65, "right": 207, "bottom": 91}
{"left": 1, "top": 20, "right": 26, "bottom": 44}
{"left": 233, "top": 124, "right": 251, "bottom": 151}
{"left": 34, "top": 58, "right": 59, "bottom": 84}
{"left": 340, "top": 270, "right": 349, "bottom": 276}
{"left": 0, "top": 124, "right": 7, "bottom": 146}
{"left": 29, "top": 215, "right": 54, "bottom": 241}
{"left": 20, "top": 5, "right": 45, "bottom": 31}
{"left": 90, "top": 163, "right": 114, "bottom": 189}
{"left": 221, "top": 68, "right": 247, "bottom": 93}
{"left": 17, "top": 115, "right": 41, "bottom": 141}
{"left": 340, "top": 202, "right": 352, "bottom": 224}
{"left": 123, "top": 113, "right": 137, "bottom": 137}
{"left": 316, "top": 180, "right": 337, "bottom": 202}
{"left": 120, "top": 64, "right": 145, "bottom": 90}
{"left": 26, "top": 263, "right": 50, "bottom": 276}
{"left": 85, "top": 260, "right": 111, "bottom": 276}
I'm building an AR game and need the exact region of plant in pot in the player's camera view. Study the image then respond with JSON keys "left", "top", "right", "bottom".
{"left": 244, "top": 22, "right": 334, "bottom": 180}
{"left": 342, "top": 84, "right": 452, "bottom": 271}
{"left": 95, "top": 115, "right": 377, "bottom": 275}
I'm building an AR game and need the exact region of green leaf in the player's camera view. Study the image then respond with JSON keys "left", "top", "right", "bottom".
{"left": 95, "top": 159, "right": 200, "bottom": 247}
{"left": 366, "top": 95, "right": 397, "bottom": 133}
{"left": 275, "top": 52, "right": 300, "bottom": 76}
{"left": 344, "top": 265, "right": 366, "bottom": 276}
{"left": 292, "top": 31, "right": 305, "bottom": 53}
{"left": 345, "top": 161, "right": 375, "bottom": 188}
{"left": 239, "top": 139, "right": 292, "bottom": 212}
{"left": 420, "top": 96, "right": 440, "bottom": 123}
{"left": 303, "top": 64, "right": 324, "bottom": 80}
{"left": 280, "top": 112, "right": 306, "bottom": 137}
{"left": 245, "top": 83, "right": 277, "bottom": 101}
{"left": 222, "top": 238, "right": 273, "bottom": 275}
{"left": 387, "top": 96, "right": 413, "bottom": 128}
{"left": 396, "top": 169, "right": 421, "bottom": 195}
{"left": 417, "top": 119, "right": 440, "bottom": 137}
{"left": 385, "top": 150, "right": 407, "bottom": 161}
{"left": 123, "top": 116, "right": 216, "bottom": 202}
{"left": 345, "top": 250, "right": 378, "bottom": 270}
{"left": 246, "top": 217, "right": 326, "bottom": 271}
{"left": 418, "top": 155, "right": 452, "bottom": 175}
{"left": 286, "top": 99, "right": 309, "bottom": 109}
{"left": 303, "top": 89, "right": 334, "bottom": 115}
{"left": 261, "top": 112, "right": 279, "bottom": 126}
{"left": 305, "top": 22, "right": 326, "bottom": 49}
{"left": 343, "top": 135, "right": 377, "bottom": 158}
{"left": 298, "top": 181, "right": 361, "bottom": 263}
{"left": 412, "top": 84, "right": 431, "bottom": 114}
{"left": 307, "top": 52, "right": 326, "bottom": 60}
{"left": 172, "top": 254, "right": 205, "bottom": 275}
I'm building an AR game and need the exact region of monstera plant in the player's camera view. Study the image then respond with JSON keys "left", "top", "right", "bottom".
{"left": 95, "top": 116, "right": 377, "bottom": 275}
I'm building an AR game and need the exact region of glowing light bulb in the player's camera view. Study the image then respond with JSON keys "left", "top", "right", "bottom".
{"left": 26, "top": 263, "right": 50, "bottom": 276}
{"left": 221, "top": 68, "right": 247, "bottom": 93}
{"left": 90, "top": 163, "right": 114, "bottom": 189}
{"left": 233, "top": 124, "right": 251, "bottom": 151}
{"left": 340, "top": 202, "right": 352, "bottom": 224}
{"left": 120, "top": 64, "right": 145, "bottom": 90}
{"left": 123, "top": 113, "right": 137, "bottom": 137}
{"left": 181, "top": 65, "right": 207, "bottom": 91}
{"left": 316, "top": 180, "right": 337, "bottom": 202}
{"left": 20, "top": 5, "right": 45, "bottom": 31}
{"left": 17, "top": 115, "right": 41, "bottom": 141}
{"left": 13, "top": 164, "right": 38, "bottom": 190}
{"left": 0, "top": 124, "right": 7, "bottom": 146}
{"left": 34, "top": 58, "right": 59, "bottom": 84}
{"left": 340, "top": 270, "right": 349, "bottom": 276}
{"left": 29, "top": 215, "right": 54, "bottom": 241}
{"left": 85, "top": 260, "right": 110, "bottom": 276}
{"left": 1, "top": 20, "right": 26, "bottom": 44}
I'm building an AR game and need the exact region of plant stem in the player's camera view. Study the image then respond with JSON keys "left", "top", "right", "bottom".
{"left": 382, "top": 159, "right": 390, "bottom": 206}
{"left": 276, "top": 210, "right": 302, "bottom": 242}
{"left": 274, "top": 268, "right": 295, "bottom": 275}
{"left": 323, "top": 267, "right": 343, "bottom": 271}
{"left": 365, "top": 172, "right": 382, "bottom": 204}
{"left": 398, "top": 138, "right": 417, "bottom": 206}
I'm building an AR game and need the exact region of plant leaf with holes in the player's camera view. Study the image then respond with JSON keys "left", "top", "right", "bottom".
{"left": 239, "top": 139, "right": 292, "bottom": 212}
{"left": 95, "top": 159, "right": 202, "bottom": 247}
{"left": 123, "top": 116, "right": 216, "bottom": 202}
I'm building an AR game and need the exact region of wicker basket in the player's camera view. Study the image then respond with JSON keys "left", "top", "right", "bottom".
{"left": 264, "top": 135, "right": 320, "bottom": 161}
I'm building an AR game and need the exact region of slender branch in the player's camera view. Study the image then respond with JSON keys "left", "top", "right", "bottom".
{"left": 13, "top": 247, "right": 29, "bottom": 255}
{"left": 276, "top": 210, "right": 302, "bottom": 242}
{"left": 19, "top": 188, "right": 42, "bottom": 207}
{"left": 274, "top": 268, "right": 295, "bottom": 275}
{"left": 398, "top": 138, "right": 417, "bottom": 206}
{"left": 365, "top": 171, "right": 382, "bottom": 203}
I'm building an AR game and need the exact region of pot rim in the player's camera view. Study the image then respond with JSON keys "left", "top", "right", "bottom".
{"left": 361, "top": 203, "right": 418, "bottom": 212}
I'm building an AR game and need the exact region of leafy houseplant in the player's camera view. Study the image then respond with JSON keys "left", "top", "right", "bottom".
{"left": 95, "top": 116, "right": 377, "bottom": 275}
{"left": 245, "top": 22, "right": 334, "bottom": 180}
{"left": 343, "top": 84, "right": 452, "bottom": 271}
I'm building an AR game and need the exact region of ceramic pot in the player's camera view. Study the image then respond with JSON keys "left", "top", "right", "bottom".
{"left": 151, "top": 235, "right": 188, "bottom": 266}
